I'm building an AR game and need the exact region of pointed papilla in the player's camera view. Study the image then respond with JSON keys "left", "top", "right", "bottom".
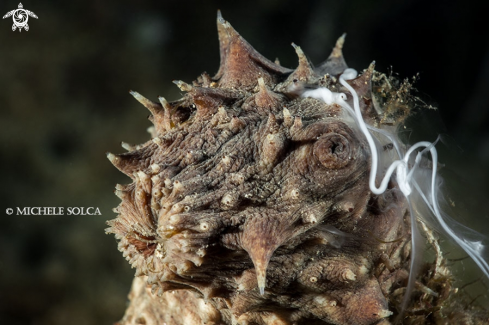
{"left": 349, "top": 61, "right": 375, "bottom": 99}
{"left": 130, "top": 90, "right": 162, "bottom": 116}
{"left": 254, "top": 77, "right": 284, "bottom": 110}
{"left": 315, "top": 33, "right": 348, "bottom": 76}
{"left": 173, "top": 80, "right": 193, "bottom": 92}
{"left": 189, "top": 86, "right": 240, "bottom": 117}
{"left": 106, "top": 152, "right": 146, "bottom": 179}
{"left": 215, "top": 12, "right": 292, "bottom": 90}
{"left": 240, "top": 214, "right": 292, "bottom": 295}
{"left": 287, "top": 43, "right": 315, "bottom": 83}
{"left": 215, "top": 10, "right": 231, "bottom": 80}
{"left": 130, "top": 90, "right": 171, "bottom": 135}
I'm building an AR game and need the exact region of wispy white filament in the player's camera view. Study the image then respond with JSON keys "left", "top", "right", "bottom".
{"left": 302, "top": 69, "right": 489, "bottom": 284}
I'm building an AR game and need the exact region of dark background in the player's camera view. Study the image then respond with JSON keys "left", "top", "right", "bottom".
{"left": 1, "top": 0, "right": 488, "bottom": 324}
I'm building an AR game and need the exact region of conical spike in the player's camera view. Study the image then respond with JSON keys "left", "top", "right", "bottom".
{"left": 199, "top": 72, "right": 212, "bottom": 87}
{"left": 289, "top": 43, "right": 315, "bottom": 82}
{"left": 255, "top": 77, "right": 284, "bottom": 110}
{"left": 289, "top": 116, "right": 305, "bottom": 141}
{"left": 240, "top": 216, "right": 291, "bottom": 296}
{"left": 331, "top": 33, "right": 346, "bottom": 59}
{"left": 214, "top": 14, "right": 292, "bottom": 90}
{"left": 157, "top": 96, "right": 173, "bottom": 132}
{"left": 215, "top": 10, "right": 231, "bottom": 80}
{"left": 106, "top": 152, "right": 142, "bottom": 179}
{"left": 107, "top": 152, "right": 118, "bottom": 165}
{"left": 283, "top": 107, "right": 293, "bottom": 127}
{"left": 158, "top": 96, "right": 171, "bottom": 110}
{"left": 350, "top": 61, "right": 375, "bottom": 99}
{"left": 129, "top": 90, "right": 170, "bottom": 136}
{"left": 266, "top": 113, "right": 279, "bottom": 133}
{"left": 173, "top": 80, "right": 193, "bottom": 92}
{"left": 121, "top": 141, "right": 135, "bottom": 151}
{"left": 190, "top": 86, "right": 239, "bottom": 116}
{"left": 129, "top": 90, "right": 162, "bottom": 116}
{"left": 315, "top": 33, "right": 348, "bottom": 76}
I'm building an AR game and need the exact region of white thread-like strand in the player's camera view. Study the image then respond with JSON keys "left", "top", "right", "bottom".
{"left": 301, "top": 68, "right": 489, "bottom": 283}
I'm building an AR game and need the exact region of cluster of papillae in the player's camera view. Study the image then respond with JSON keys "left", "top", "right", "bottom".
{"left": 107, "top": 13, "right": 427, "bottom": 325}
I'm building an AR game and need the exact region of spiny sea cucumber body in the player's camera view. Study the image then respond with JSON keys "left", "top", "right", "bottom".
{"left": 107, "top": 13, "right": 488, "bottom": 325}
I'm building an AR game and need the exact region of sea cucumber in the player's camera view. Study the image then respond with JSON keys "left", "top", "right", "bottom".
{"left": 107, "top": 12, "right": 489, "bottom": 325}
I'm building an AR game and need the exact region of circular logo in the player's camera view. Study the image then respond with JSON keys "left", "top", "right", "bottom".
{"left": 6, "top": 208, "right": 13, "bottom": 215}
{"left": 2, "top": 3, "right": 38, "bottom": 32}
{"left": 13, "top": 10, "right": 28, "bottom": 28}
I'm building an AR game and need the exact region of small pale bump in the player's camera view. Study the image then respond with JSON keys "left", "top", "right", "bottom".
{"left": 169, "top": 214, "right": 181, "bottom": 224}
{"left": 358, "top": 265, "right": 369, "bottom": 275}
{"left": 217, "top": 105, "right": 226, "bottom": 116}
{"left": 230, "top": 116, "right": 245, "bottom": 132}
{"left": 134, "top": 268, "right": 143, "bottom": 277}
{"left": 135, "top": 189, "right": 145, "bottom": 198}
{"left": 221, "top": 194, "right": 232, "bottom": 205}
{"left": 115, "top": 190, "right": 125, "bottom": 199}
{"left": 197, "top": 248, "right": 206, "bottom": 257}
{"left": 343, "top": 269, "right": 356, "bottom": 281}
{"left": 151, "top": 284, "right": 158, "bottom": 295}
{"left": 150, "top": 164, "right": 160, "bottom": 174}
{"left": 229, "top": 173, "right": 245, "bottom": 185}
{"left": 147, "top": 126, "right": 156, "bottom": 138}
{"left": 292, "top": 116, "right": 302, "bottom": 130}
{"left": 172, "top": 204, "right": 183, "bottom": 213}
{"left": 310, "top": 276, "right": 318, "bottom": 283}
{"left": 303, "top": 213, "right": 317, "bottom": 224}
{"left": 173, "top": 180, "right": 184, "bottom": 192}
{"left": 151, "top": 175, "right": 160, "bottom": 184}
{"left": 282, "top": 107, "right": 293, "bottom": 127}
{"left": 137, "top": 171, "right": 149, "bottom": 181}
{"left": 157, "top": 287, "right": 164, "bottom": 297}
{"left": 266, "top": 133, "right": 275, "bottom": 143}
{"left": 152, "top": 137, "right": 162, "bottom": 146}
{"left": 192, "top": 257, "right": 204, "bottom": 267}
{"left": 151, "top": 202, "right": 160, "bottom": 211}
{"left": 147, "top": 274, "right": 157, "bottom": 285}
{"left": 121, "top": 141, "right": 134, "bottom": 151}
{"left": 377, "top": 309, "right": 393, "bottom": 318}
{"left": 257, "top": 77, "right": 266, "bottom": 91}
{"left": 161, "top": 188, "right": 171, "bottom": 197}
{"left": 177, "top": 260, "right": 193, "bottom": 274}
{"left": 222, "top": 155, "right": 231, "bottom": 165}
{"left": 106, "top": 152, "right": 119, "bottom": 164}
{"left": 172, "top": 80, "right": 193, "bottom": 92}
{"left": 164, "top": 178, "right": 173, "bottom": 188}
{"left": 200, "top": 222, "right": 209, "bottom": 231}
{"left": 291, "top": 189, "right": 300, "bottom": 199}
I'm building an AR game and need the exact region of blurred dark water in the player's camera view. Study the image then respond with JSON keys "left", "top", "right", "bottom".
{"left": 0, "top": 0, "right": 488, "bottom": 324}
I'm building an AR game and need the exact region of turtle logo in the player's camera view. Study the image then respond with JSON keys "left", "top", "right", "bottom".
{"left": 3, "top": 3, "right": 38, "bottom": 32}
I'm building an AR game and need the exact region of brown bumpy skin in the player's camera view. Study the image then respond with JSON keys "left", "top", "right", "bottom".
{"left": 107, "top": 12, "right": 488, "bottom": 325}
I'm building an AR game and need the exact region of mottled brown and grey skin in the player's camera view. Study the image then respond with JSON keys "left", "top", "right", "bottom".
{"left": 107, "top": 13, "right": 488, "bottom": 325}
